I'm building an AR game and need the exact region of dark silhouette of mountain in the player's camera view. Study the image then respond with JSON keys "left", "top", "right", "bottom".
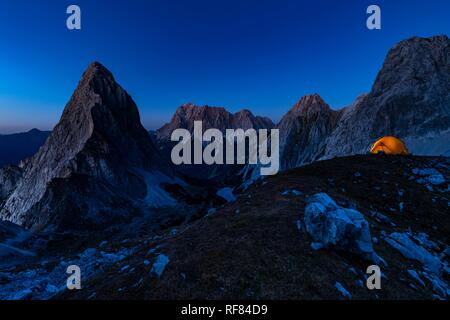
{"left": 278, "top": 94, "right": 342, "bottom": 170}
{"left": 0, "top": 62, "right": 183, "bottom": 231}
{"left": 0, "top": 129, "right": 50, "bottom": 168}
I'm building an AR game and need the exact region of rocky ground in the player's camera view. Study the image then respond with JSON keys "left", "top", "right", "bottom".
{"left": 1, "top": 154, "right": 448, "bottom": 300}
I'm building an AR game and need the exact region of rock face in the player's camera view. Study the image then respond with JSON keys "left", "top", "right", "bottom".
{"left": 277, "top": 36, "right": 450, "bottom": 172}
{"left": 0, "top": 62, "right": 178, "bottom": 231}
{"left": 156, "top": 103, "right": 274, "bottom": 140}
{"left": 278, "top": 95, "right": 342, "bottom": 170}
{"left": 323, "top": 35, "right": 450, "bottom": 159}
{"left": 156, "top": 104, "right": 274, "bottom": 182}
{"left": 304, "top": 193, "right": 375, "bottom": 259}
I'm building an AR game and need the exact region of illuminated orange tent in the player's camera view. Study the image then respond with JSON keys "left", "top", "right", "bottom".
{"left": 370, "top": 136, "right": 409, "bottom": 155}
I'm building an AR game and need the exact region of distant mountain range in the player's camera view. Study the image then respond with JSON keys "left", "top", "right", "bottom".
{"left": 0, "top": 129, "right": 50, "bottom": 168}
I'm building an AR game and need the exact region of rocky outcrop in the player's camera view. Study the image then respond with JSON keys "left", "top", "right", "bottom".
{"left": 278, "top": 94, "right": 342, "bottom": 170}
{"left": 156, "top": 103, "right": 274, "bottom": 140}
{"left": 276, "top": 36, "right": 450, "bottom": 172}
{"left": 155, "top": 104, "right": 274, "bottom": 182}
{"left": 323, "top": 35, "right": 450, "bottom": 158}
{"left": 0, "top": 62, "right": 179, "bottom": 231}
{"left": 304, "top": 193, "right": 376, "bottom": 259}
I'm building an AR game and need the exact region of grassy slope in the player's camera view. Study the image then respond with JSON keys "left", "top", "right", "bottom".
{"left": 58, "top": 155, "right": 449, "bottom": 300}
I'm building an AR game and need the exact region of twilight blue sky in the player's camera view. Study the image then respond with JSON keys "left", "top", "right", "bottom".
{"left": 0, "top": 0, "right": 449, "bottom": 133}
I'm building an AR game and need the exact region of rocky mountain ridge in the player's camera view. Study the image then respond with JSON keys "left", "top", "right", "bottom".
{"left": 0, "top": 62, "right": 182, "bottom": 231}
{"left": 156, "top": 103, "right": 274, "bottom": 141}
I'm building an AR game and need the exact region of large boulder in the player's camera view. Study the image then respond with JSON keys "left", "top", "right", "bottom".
{"left": 304, "top": 193, "right": 375, "bottom": 258}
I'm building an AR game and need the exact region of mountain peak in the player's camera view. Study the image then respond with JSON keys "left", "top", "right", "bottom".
{"left": 290, "top": 94, "right": 330, "bottom": 115}
{"left": 0, "top": 62, "right": 169, "bottom": 230}
{"left": 157, "top": 104, "right": 274, "bottom": 140}
{"left": 85, "top": 61, "right": 114, "bottom": 78}
{"left": 278, "top": 94, "right": 341, "bottom": 169}
{"left": 234, "top": 109, "right": 253, "bottom": 116}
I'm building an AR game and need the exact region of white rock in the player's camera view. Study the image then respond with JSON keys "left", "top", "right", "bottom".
{"left": 304, "top": 193, "right": 375, "bottom": 258}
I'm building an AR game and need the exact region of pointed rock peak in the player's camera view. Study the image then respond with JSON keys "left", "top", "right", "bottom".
{"left": 0, "top": 61, "right": 167, "bottom": 229}
{"left": 291, "top": 94, "right": 330, "bottom": 114}
{"left": 297, "top": 94, "right": 326, "bottom": 105}
{"left": 235, "top": 109, "right": 253, "bottom": 116}
{"left": 60, "top": 61, "right": 140, "bottom": 126}
{"left": 83, "top": 61, "right": 115, "bottom": 80}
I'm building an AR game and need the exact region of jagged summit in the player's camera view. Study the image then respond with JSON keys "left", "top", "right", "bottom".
{"left": 277, "top": 35, "right": 450, "bottom": 171}
{"left": 27, "top": 128, "right": 42, "bottom": 133}
{"left": 292, "top": 94, "right": 326, "bottom": 107}
{"left": 0, "top": 62, "right": 174, "bottom": 230}
{"left": 157, "top": 103, "right": 274, "bottom": 140}
{"left": 288, "top": 94, "right": 331, "bottom": 115}
{"left": 277, "top": 95, "right": 342, "bottom": 169}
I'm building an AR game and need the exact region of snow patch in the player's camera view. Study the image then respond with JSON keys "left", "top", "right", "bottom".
{"left": 240, "top": 165, "right": 263, "bottom": 190}
{"left": 139, "top": 170, "right": 178, "bottom": 207}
